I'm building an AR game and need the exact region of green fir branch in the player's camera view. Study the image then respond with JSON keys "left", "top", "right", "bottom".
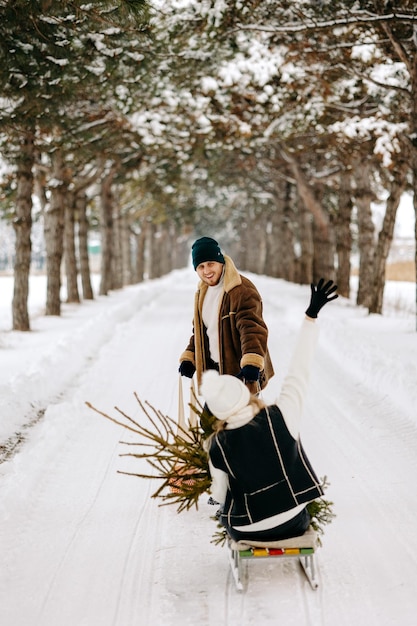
{"left": 86, "top": 395, "right": 212, "bottom": 513}
{"left": 306, "top": 477, "right": 336, "bottom": 545}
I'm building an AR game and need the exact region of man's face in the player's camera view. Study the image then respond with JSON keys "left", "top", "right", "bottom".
{"left": 196, "top": 261, "right": 224, "bottom": 286}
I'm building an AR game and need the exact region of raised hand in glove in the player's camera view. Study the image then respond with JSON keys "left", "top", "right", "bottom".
{"left": 305, "top": 278, "right": 338, "bottom": 318}
{"left": 237, "top": 364, "right": 260, "bottom": 382}
{"left": 179, "top": 360, "right": 196, "bottom": 378}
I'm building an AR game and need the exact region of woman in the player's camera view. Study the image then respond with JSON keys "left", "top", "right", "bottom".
{"left": 201, "top": 279, "right": 338, "bottom": 543}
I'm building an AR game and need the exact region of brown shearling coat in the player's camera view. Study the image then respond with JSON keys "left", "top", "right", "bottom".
{"left": 180, "top": 255, "right": 274, "bottom": 394}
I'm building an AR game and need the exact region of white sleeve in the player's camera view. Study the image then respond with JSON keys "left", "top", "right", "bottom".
{"left": 276, "top": 318, "right": 319, "bottom": 439}
{"left": 208, "top": 459, "right": 229, "bottom": 505}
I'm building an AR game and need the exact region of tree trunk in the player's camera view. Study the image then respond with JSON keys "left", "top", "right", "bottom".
{"left": 281, "top": 180, "right": 296, "bottom": 282}
{"left": 44, "top": 149, "right": 66, "bottom": 316}
{"left": 77, "top": 190, "right": 94, "bottom": 300}
{"left": 311, "top": 183, "right": 336, "bottom": 283}
{"left": 265, "top": 203, "right": 282, "bottom": 278}
{"left": 112, "top": 200, "right": 123, "bottom": 290}
{"left": 281, "top": 147, "right": 330, "bottom": 237}
{"left": 121, "top": 211, "right": 133, "bottom": 285}
{"left": 266, "top": 180, "right": 296, "bottom": 280}
{"left": 134, "top": 222, "right": 147, "bottom": 283}
{"left": 235, "top": 207, "right": 250, "bottom": 271}
{"left": 148, "top": 222, "right": 163, "bottom": 279}
{"left": 312, "top": 218, "right": 335, "bottom": 284}
{"left": 335, "top": 171, "right": 353, "bottom": 298}
{"left": 353, "top": 158, "right": 375, "bottom": 308}
{"left": 369, "top": 157, "right": 409, "bottom": 314}
{"left": 250, "top": 211, "right": 268, "bottom": 274}
{"left": 12, "top": 130, "right": 34, "bottom": 331}
{"left": 64, "top": 191, "right": 80, "bottom": 303}
{"left": 170, "top": 222, "right": 186, "bottom": 271}
{"left": 157, "top": 221, "right": 175, "bottom": 277}
{"left": 233, "top": 204, "right": 267, "bottom": 274}
{"left": 175, "top": 225, "right": 192, "bottom": 269}
{"left": 159, "top": 223, "right": 171, "bottom": 276}
{"left": 297, "top": 198, "right": 314, "bottom": 285}
{"left": 413, "top": 148, "right": 417, "bottom": 330}
{"left": 414, "top": 164, "right": 417, "bottom": 331}
{"left": 99, "top": 170, "right": 116, "bottom": 295}
{"left": 280, "top": 149, "right": 335, "bottom": 283}
{"left": 410, "top": 50, "right": 417, "bottom": 330}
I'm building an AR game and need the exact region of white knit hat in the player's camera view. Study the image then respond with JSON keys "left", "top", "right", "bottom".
{"left": 200, "top": 370, "right": 251, "bottom": 420}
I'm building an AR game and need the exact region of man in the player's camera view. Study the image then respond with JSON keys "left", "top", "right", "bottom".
{"left": 179, "top": 236, "right": 274, "bottom": 394}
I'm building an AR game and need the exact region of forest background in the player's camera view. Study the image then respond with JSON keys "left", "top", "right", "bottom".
{"left": 0, "top": 0, "right": 416, "bottom": 332}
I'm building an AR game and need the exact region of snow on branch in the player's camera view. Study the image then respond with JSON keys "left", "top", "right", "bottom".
{"left": 229, "top": 12, "right": 417, "bottom": 35}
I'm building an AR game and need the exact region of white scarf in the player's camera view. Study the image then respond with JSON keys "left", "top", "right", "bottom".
{"left": 202, "top": 272, "right": 224, "bottom": 363}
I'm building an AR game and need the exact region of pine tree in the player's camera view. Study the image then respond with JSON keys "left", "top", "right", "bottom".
{"left": 0, "top": 0, "right": 151, "bottom": 328}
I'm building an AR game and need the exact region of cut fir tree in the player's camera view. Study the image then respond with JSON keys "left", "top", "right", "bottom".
{"left": 86, "top": 393, "right": 335, "bottom": 535}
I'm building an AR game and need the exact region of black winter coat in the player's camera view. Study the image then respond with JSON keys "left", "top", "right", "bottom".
{"left": 209, "top": 404, "right": 323, "bottom": 528}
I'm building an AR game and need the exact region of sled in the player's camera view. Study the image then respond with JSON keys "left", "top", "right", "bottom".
{"left": 227, "top": 527, "right": 319, "bottom": 591}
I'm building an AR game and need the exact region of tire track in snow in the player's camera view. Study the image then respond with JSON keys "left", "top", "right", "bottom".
{"left": 301, "top": 339, "right": 417, "bottom": 625}
{"left": 1, "top": 275, "right": 196, "bottom": 626}
{"left": 250, "top": 282, "right": 417, "bottom": 624}
{"left": 0, "top": 279, "right": 174, "bottom": 451}
{"left": 109, "top": 478, "right": 161, "bottom": 626}
{"left": 36, "top": 438, "right": 122, "bottom": 624}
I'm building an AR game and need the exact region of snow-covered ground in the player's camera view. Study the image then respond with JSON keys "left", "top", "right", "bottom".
{"left": 1, "top": 268, "right": 417, "bottom": 626}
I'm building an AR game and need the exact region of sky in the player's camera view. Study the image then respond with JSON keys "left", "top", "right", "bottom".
{"left": 0, "top": 268, "right": 417, "bottom": 626}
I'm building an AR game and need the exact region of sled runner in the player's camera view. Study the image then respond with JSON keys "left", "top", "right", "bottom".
{"left": 227, "top": 527, "right": 319, "bottom": 591}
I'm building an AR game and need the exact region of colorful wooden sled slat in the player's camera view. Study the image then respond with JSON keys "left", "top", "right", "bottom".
{"left": 227, "top": 527, "right": 319, "bottom": 591}
{"left": 252, "top": 548, "right": 269, "bottom": 557}
{"left": 284, "top": 548, "right": 300, "bottom": 555}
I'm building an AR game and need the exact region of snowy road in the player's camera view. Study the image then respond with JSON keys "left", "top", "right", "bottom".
{"left": 1, "top": 269, "right": 417, "bottom": 625}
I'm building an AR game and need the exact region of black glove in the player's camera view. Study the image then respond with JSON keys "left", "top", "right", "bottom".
{"left": 305, "top": 278, "right": 338, "bottom": 318}
{"left": 179, "top": 360, "right": 196, "bottom": 378}
{"left": 237, "top": 365, "right": 260, "bottom": 382}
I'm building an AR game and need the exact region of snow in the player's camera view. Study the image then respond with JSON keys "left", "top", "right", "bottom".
{"left": 396, "top": 192, "right": 415, "bottom": 238}
{"left": 1, "top": 268, "right": 417, "bottom": 625}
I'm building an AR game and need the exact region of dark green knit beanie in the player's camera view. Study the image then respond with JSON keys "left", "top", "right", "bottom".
{"left": 191, "top": 237, "right": 225, "bottom": 270}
